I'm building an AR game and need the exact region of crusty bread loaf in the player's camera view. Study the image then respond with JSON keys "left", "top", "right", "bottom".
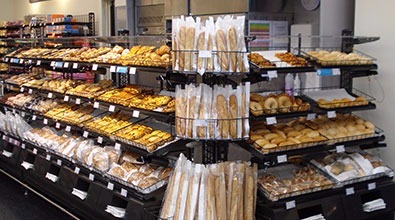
{"left": 185, "top": 27, "right": 196, "bottom": 70}
{"left": 207, "top": 34, "right": 214, "bottom": 71}
{"left": 229, "top": 95, "right": 238, "bottom": 138}
{"left": 197, "top": 32, "right": 206, "bottom": 70}
{"left": 216, "top": 29, "right": 229, "bottom": 71}
{"left": 228, "top": 26, "right": 237, "bottom": 72}
{"left": 217, "top": 95, "right": 229, "bottom": 138}
{"left": 178, "top": 26, "right": 186, "bottom": 71}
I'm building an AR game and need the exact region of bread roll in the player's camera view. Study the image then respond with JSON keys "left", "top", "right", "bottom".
{"left": 216, "top": 29, "right": 229, "bottom": 71}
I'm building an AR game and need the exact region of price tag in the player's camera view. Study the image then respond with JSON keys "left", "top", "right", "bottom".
{"left": 20, "top": 87, "right": 24, "bottom": 92}
{"left": 28, "top": 89, "right": 33, "bottom": 94}
{"left": 332, "top": 68, "right": 341, "bottom": 76}
{"left": 336, "top": 145, "right": 345, "bottom": 153}
{"left": 4, "top": 58, "right": 9, "bottom": 62}
{"left": 109, "top": 105, "right": 115, "bottom": 112}
{"left": 43, "top": 118, "right": 48, "bottom": 125}
{"left": 2, "top": 150, "right": 12, "bottom": 158}
{"left": 75, "top": 98, "right": 81, "bottom": 105}
{"left": 277, "top": 155, "right": 287, "bottom": 163}
{"left": 107, "top": 182, "right": 114, "bottom": 190}
{"left": 21, "top": 112, "right": 26, "bottom": 117}
{"left": 74, "top": 167, "right": 80, "bottom": 174}
{"left": 267, "top": 70, "right": 278, "bottom": 79}
{"left": 93, "top": 102, "right": 100, "bottom": 109}
{"left": 97, "top": 136, "right": 103, "bottom": 144}
{"left": 327, "top": 111, "right": 336, "bottom": 119}
{"left": 37, "top": 60, "right": 41, "bottom": 66}
{"left": 346, "top": 187, "right": 355, "bottom": 196}
{"left": 266, "top": 117, "right": 277, "bottom": 125}
{"left": 12, "top": 109, "right": 16, "bottom": 114}
{"left": 317, "top": 69, "right": 333, "bottom": 76}
{"left": 65, "top": 126, "right": 71, "bottom": 132}
{"left": 73, "top": 63, "right": 78, "bottom": 69}
{"left": 21, "top": 143, "right": 25, "bottom": 149}
{"left": 28, "top": 60, "right": 32, "bottom": 64}
{"left": 55, "top": 122, "right": 61, "bottom": 129}
{"left": 50, "top": 61, "right": 55, "bottom": 67}
{"left": 63, "top": 95, "right": 70, "bottom": 102}
{"left": 198, "top": 50, "right": 211, "bottom": 58}
{"left": 307, "top": 113, "right": 317, "bottom": 121}
{"left": 83, "top": 131, "right": 89, "bottom": 138}
{"left": 132, "top": 110, "right": 140, "bottom": 118}
{"left": 117, "top": 66, "right": 128, "bottom": 74}
{"left": 56, "top": 62, "right": 63, "bottom": 68}
{"left": 46, "top": 154, "right": 51, "bottom": 161}
{"left": 110, "top": 66, "right": 116, "bottom": 72}
{"left": 2, "top": 135, "right": 7, "bottom": 140}
{"left": 129, "top": 67, "right": 136, "bottom": 75}
{"left": 19, "top": 59, "right": 24, "bottom": 64}
{"left": 32, "top": 115, "right": 37, "bottom": 121}
{"left": 92, "top": 64, "right": 98, "bottom": 71}
{"left": 89, "top": 173, "right": 95, "bottom": 181}
{"left": 45, "top": 172, "right": 58, "bottom": 183}
{"left": 64, "top": 62, "right": 70, "bottom": 68}
{"left": 286, "top": 200, "right": 296, "bottom": 210}
{"left": 114, "top": 143, "right": 121, "bottom": 150}
{"left": 57, "top": 159, "right": 62, "bottom": 166}
{"left": 368, "top": 182, "right": 376, "bottom": 190}
{"left": 33, "top": 148, "right": 38, "bottom": 155}
{"left": 121, "top": 188, "right": 128, "bottom": 197}
{"left": 47, "top": 92, "right": 53, "bottom": 98}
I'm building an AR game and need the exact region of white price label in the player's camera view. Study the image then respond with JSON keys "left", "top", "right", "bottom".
{"left": 267, "top": 70, "right": 278, "bottom": 79}
{"left": 2, "top": 135, "right": 7, "bottom": 140}
{"left": 198, "top": 50, "right": 211, "bottom": 58}
{"left": 121, "top": 188, "right": 128, "bottom": 197}
{"left": 336, "top": 145, "right": 345, "bottom": 153}
{"left": 50, "top": 61, "right": 55, "bottom": 67}
{"left": 266, "top": 117, "right": 277, "bottom": 125}
{"left": 93, "top": 102, "right": 100, "bottom": 109}
{"left": 307, "top": 113, "right": 317, "bottom": 121}
{"left": 109, "top": 105, "right": 115, "bottom": 112}
{"left": 107, "top": 182, "right": 114, "bottom": 190}
{"left": 129, "top": 67, "right": 136, "bottom": 75}
{"left": 33, "top": 148, "right": 38, "bottom": 155}
{"left": 92, "top": 64, "right": 98, "bottom": 71}
{"left": 75, "top": 98, "right": 81, "bottom": 105}
{"left": 21, "top": 112, "right": 26, "bottom": 117}
{"left": 28, "top": 60, "right": 32, "bottom": 64}
{"left": 327, "top": 111, "right": 336, "bottom": 118}
{"left": 45, "top": 172, "right": 58, "bottom": 183}
{"left": 132, "top": 110, "right": 140, "bottom": 118}
{"left": 89, "top": 173, "right": 95, "bottom": 181}
{"left": 64, "top": 62, "right": 70, "bottom": 68}
{"left": 20, "top": 87, "right": 24, "bottom": 92}
{"left": 332, "top": 68, "right": 341, "bottom": 76}
{"left": 114, "top": 143, "right": 121, "bottom": 150}
{"left": 55, "top": 122, "right": 61, "bottom": 129}
{"left": 97, "top": 136, "right": 103, "bottom": 144}
{"left": 368, "top": 182, "right": 376, "bottom": 190}
{"left": 286, "top": 200, "right": 296, "bottom": 210}
{"left": 346, "top": 187, "right": 355, "bottom": 196}
{"left": 12, "top": 109, "right": 16, "bottom": 114}
{"left": 83, "top": 131, "right": 89, "bottom": 138}
{"left": 57, "top": 159, "right": 62, "bottom": 166}
{"left": 20, "top": 59, "right": 24, "bottom": 64}
{"left": 43, "top": 118, "right": 48, "bottom": 125}
{"left": 4, "top": 58, "right": 9, "bottom": 62}
{"left": 21, "top": 143, "right": 25, "bottom": 149}
{"left": 73, "top": 63, "right": 78, "bottom": 69}
{"left": 110, "top": 66, "right": 116, "bottom": 72}
{"left": 277, "top": 155, "right": 287, "bottom": 163}
{"left": 28, "top": 89, "right": 33, "bottom": 94}
{"left": 48, "top": 92, "right": 53, "bottom": 98}
{"left": 46, "top": 155, "right": 51, "bottom": 161}
{"left": 65, "top": 126, "right": 71, "bottom": 132}
{"left": 37, "top": 60, "right": 41, "bottom": 66}
{"left": 32, "top": 115, "right": 37, "bottom": 121}
{"left": 63, "top": 95, "right": 70, "bottom": 102}
{"left": 74, "top": 167, "right": 80, "bottom": 174}
{"left": 2, "top": 150, "right": 13, "bottom": 158}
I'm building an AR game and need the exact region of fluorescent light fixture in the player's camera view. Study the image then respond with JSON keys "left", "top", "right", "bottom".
{"left": 29, "top": 0, "right": 51, "bottom": 3}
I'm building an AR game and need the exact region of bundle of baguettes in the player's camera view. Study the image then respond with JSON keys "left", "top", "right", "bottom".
{"left": 160, "top": 154, "right": 258, "bottom": 220}
{"left": 175, "top": 83, "right": 250, "bottom": 140}
{"left": 172, "top": 15, "right": 249, "bottom": 74}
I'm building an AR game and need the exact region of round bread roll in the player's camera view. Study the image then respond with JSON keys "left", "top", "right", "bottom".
{"left": 279, "top": 141, "right": 294, "bottom": 147}
{"left": 264, "top": 133, "right": 279, "bottom": 141}
{"left": 287, "top": 131, "right": 301, "bottom": 138}
{"left": 250, "top": 134, "right": 264, "bottom": 141}
{"left": 264, "top": 97, "right": 278, "bottom": 114}
{"left": 254, "top": 139, "right": 270, "bottom": 148}
{"left": 364, "top": 121, "right": 375, "bottom": 129}
{"left": 262, "top": 143, "right": 277, "bottom": 149}
{"left": 271, "top": 137, "right": 286, "bottom": 145}
{"left": 274, "top": 130, "right": 287, "bottom": 139}
{"left": 278, "top": 95, "right": 292, "bottom": 112}
{"left": 250, "top": 101, "right": 263, "bottom": 116}
{"left": 306, "top": 131, "right": 320, "bottom": 138}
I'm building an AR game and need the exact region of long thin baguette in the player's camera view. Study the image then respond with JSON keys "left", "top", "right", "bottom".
{"left": 178, "top": 26, "right": 186, "bottom": 71}
{"left": 216, "top": 29, "right": 228, "bottom": 71}
{"left": 197, "top": 31, "right": 206, "bottom": 70}
{"left": 228, "top": 26, "right": 237, "bottom": 72}
{"left": 229, "top": 95, "right": 238, "bottom": 138}
{"left": 185, "top": 27, "right": 195, "bottom": 71}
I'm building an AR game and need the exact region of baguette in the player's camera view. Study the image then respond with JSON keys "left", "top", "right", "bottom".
{"left": 175, "top": 97, "right": 187, "bottom": 137}
{"left": 216, "top": 29, "right": 229, "bottom": 71}
{"left": 228, "top": 26, "right": 237, "bottom": 72}
{"left": 197, "top": 31, "right": 206, "bottom": 70}
{"left": 229, "top": 95, "right": 238, "bottom": 138}
{"left": 206, "top": 174, "right": 216, "bottom": 220}
{"left": 216, "top": 94, "right": 229, "bottom": 138}
{"left": 229, "top": 177, "right": 239, "bottom": 220}
{"left": 197, "top": 102, "right": 206, "bottom": 138}
{"left": 185, "top": 27, "right": 196, "bottom": 71}
{"left": 244, "top": 171, "right": 254, "bottom": 220}
{"left": 178, "top": 26, "right": 186, "bottom": 71}
{"left": 187, "top": 96, "right": 196, "bottom": 138}
{"left": 207, "top": 34, "right": 214, "bottom": 71}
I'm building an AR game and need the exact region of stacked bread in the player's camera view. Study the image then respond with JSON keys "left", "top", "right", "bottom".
{"left": 248, "top": 53, "right": 276, "bottom": 68}
{"left": 5, "top": 93, "right": 59, "bottom": 114}
{"left": 316, "top": 96, "right": 368, "bottom": 109}
{"left": 306, "top": 50, "right": 373, "bottom": 66}
{"left": 5, "top": 73, "right": 39, "bottom": 85}
{"left": 160, "top": 154, "right": 257, "bottom": 220}
{"left": 66, "top": 79, "right": 113, "bottom": 98}
{"left": 45, "top": 103, "right": 94, "bottom": 126}
{"left": 84, "top": 111, "right": 133, "bottom": 136}
{"left": 249, "top": 93, "right": 310, "bottom": 116}
{"left": 175, "top": 83, "right": 250, "bottom": 140}
{"left": 275, "top": 52, "right": 308, "bottom": 67}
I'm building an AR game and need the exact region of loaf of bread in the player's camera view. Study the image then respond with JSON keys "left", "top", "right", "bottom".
{"left": 216, "top": 29, "right": 228, "bottom": 71}
{"left": 197, "top": 31, "right": 206, "bottom": 70}
{"left": 185, "top": 27, "right": 196, "bottom": 71}
{"left": 229, "top": 95, "right": 238, "bottom": 138}
{"left": 217, "top": 94, "right": 229, "bottom": 138}
{"left": 178, "top": 26, "right": 186, "bottom": 71}
{"left": 228, "top": 26, "right": 237, "bottom": 72}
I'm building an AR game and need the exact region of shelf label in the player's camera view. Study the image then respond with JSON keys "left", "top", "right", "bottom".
{"left": 4, "top": 58, "right": 9, "bottom": 62}
{"left": 57, "top": 159, "right": 62, "bottom": 166}
{"left": 32, "top": 115, "right": 37, "bottom": 121}
{"left": 346, "top": 187, "right": 355, "bottom": 196}
{"left": 74, "top": 167, "right": 80, "bottom": 174}
{"left": 286, "top": 200, "right": 296, "bottom": 210}
{"left": 121, "top": 188, "right": 128, "bottom": 197}
{"left": 198, "top": 50, "right": 211, "bottom": 58}
{"left": 73, "top": 63, "right": 78, "bottom": 69}
{"left": 75, "top": 98, "right": 81, "bottom": 105}
{"left": 20, "top": 87, "right": 24, "bottom": 92}
{"left": 43, "top": 118, "right": 48, "bottom": 125}
{"left": 63, "top": 95, "right": 70, "bottom": 102}
{"left": 2, "top": 135, "right": 7, "bottom": 141}
{"left": 267, "top": 70, "right": 278, "bottom": 79}
{"left": 107, "top": 182, "right": 114, "bottom": 190}
{"left": 129, "top": 67, "right": 136, "bottom": 75}
{"left": 64, "top": 62, "right": 70, "bottom": 68}
{"left": 92, "top": 64, "right": 98, "bottom": 71}
{"left": 266, "top": 117, "right": 277, "bottom": 125}
{"left": 55, "top": 122, "right": 61, "bottom": 129}
{"left": 28, "top": 89, "right": 33, "bottom": 94}
{"left": 12, "top": 109, "right": 16, "bottom": 114}
{"left": 21, "top": 111, "right": 26, "bottom": 118}
{"left": 33, "top": 148, "right": 38, "bottom": 155}
{"left": 46, "top": 154, "right": 51, "bottom": 161}
{"left": 56, "top": 62, "right": 63, "bottom": 68}
{"left": 117, "top": 66, "right": 128, "bottom": 74}
{"left": 13, "top": 59, "right": 19, "bottom": 63}
{"left": 132, "top": 110, "right": 140, "bottom": 118}
{"left": 45, "top": 172, "right": 58, "bottom": 183}
{"left": 327, "top": 111, "right": 336, "bottom": 119}
{"left": 332, "top": 68, "right": 341, "bottom": 76}
{"left": 114, "top": 143, "right": 121, "bottom": 150}
{"left": 109, "top": 105, "right": 115, "bottom": 112}
{"left": 277, "top": 155, "right": 287, "bottom": 163}
{"left": 89, "top": 173, "right": 95, "bottom": 181}
{"left": 110, "top": 66, "right": 116, "bottom": 72}
{"left": 19, "top": 59, "right": 24, "bottom": 64}
{"left": 83, "top": 131, "right": 89, "bottom": 138}
{"left": 93, "top": 102, "right": 100, "bottom": 109}
{"left": 21, "top": 143, "right": 25, "bottom": 149}
{"left": 307, "top": 113, "right": 316, "bottom": 121}
{"left": 97, "top": 136, "right": 103, "bottom": 144}
{"left": 50, "top": 61, "right": 55, "bottom": 67}
{"left": 47, "top": 92, "right": 53, "bottom": 98}
{"left": 37, "top": 60, "right": 41, "bottom": 66}
{"left": 65, "top": 126, "right": 71, "bottom": 132}
{"left": 336, "top": 145, "right": 345, "bottom": 153}
{"left": 368, "top": 182, "right": 376, "bottom": 190}
{"left": 2, "top": 150, "right": 13, "bottom": 158}
{"left": 317, "top": 68, "right": 335, "bottom": 76}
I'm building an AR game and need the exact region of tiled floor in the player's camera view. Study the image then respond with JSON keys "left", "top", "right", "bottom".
{"left": 0, "top": 171, "right": 73, "bottom": 220}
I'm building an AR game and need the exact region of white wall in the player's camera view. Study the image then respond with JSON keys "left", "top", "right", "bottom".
{"left": 0, "top": 0, "right": 16, "bottom": 21}
{"left": 354, "top": 0, "right": 395, "bottom": 169}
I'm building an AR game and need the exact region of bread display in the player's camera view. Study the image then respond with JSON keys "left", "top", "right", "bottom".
{"left": 83, "top": 111, "right": 133, "bottom": 136}
{"left": 248, "top": 53, "right": 276, "bottom": 68}
{"left": 249, "top": 93, "right": 310, "bottom": 116}
{"left": 5, "top": 73, "right": 39, "bottom": 86}
{"left": 41, "top": 79, "right": 79, "bottom": 93}
{"left": 5, "top": 93, "right": 59, "bottom": 114}
{"left": 258, "top": 163, "right": 333, "bottom": 201}
{"left": 306, "top": 50, "right": 373, "bottom": 66}
{"left": 304, "top": 88, "right": 370, "bottom": 109}
{"left": 45, "top": 103, "right": 94, "bottom": 126}
{"left": 275, "top": 52, "right": 308, "bottom": 67}
{"left": 316, "top": 96, "right": 369, "bottom": 108}
{"left": 66, "top": 79, "right": 113, "bottom": 98}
